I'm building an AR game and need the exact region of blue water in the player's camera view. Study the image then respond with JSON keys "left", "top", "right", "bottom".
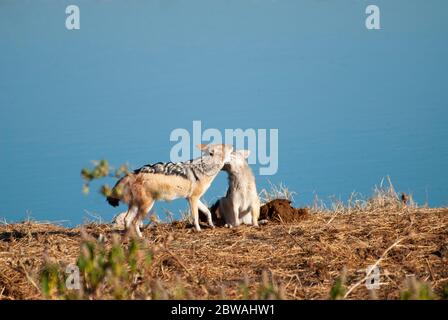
{"left": 1, "top": 0, "right": 447, "bottom": 226}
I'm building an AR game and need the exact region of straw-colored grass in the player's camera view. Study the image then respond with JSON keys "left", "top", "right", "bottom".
{"left": 0, "top": 180, "right": 447, "bottom": 300}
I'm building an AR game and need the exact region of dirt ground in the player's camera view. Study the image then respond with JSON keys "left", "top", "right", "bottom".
{"left": 0, "top": 202, "right": 447, "bottom": 300}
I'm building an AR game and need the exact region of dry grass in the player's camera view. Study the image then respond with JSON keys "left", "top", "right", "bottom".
{"left": 0, "top": 179, "right": 447, "bottom": 300}
{"left": 1, "top": 205, "right": 447, "bottom": 300}
{"left": 259, "top": 181, "right": 296, "bottom": 204}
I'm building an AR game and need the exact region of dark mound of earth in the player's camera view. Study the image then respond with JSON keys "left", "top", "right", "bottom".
{"left": 260, "top": 199, "right": 309, "bottom": 223}
{"left": 199, "top": 198, "right": 308, "bottom": 225}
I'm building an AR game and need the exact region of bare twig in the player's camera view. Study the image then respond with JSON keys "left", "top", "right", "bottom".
{"left": 344, "top": 238, "right": 403, "bottom": 299}
{"left": 19, "top": 261, "right": 41, "bottom": 293}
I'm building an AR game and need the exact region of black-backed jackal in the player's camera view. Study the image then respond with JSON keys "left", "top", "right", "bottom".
{"left": 107, "top": 144, "right": 233, "bottom": 236}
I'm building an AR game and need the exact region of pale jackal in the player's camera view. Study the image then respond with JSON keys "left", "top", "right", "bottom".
{"left": 216, "top": 150, "right": 261, "bottom": 228}
{"left": 107, "top": 144, "right": 233, "bottom": 236}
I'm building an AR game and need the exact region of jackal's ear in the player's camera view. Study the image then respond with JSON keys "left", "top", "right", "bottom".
{"left": 196, "top": 144, "right": 209, "bottom": 151}
{"left": 237, "top": 149, "right": 251, "bottom": 159}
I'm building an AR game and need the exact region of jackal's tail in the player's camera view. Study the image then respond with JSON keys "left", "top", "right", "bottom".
{"left": 107, "top": 196, "right": 120, "bottom": 207}
{"left": 106, "top": 175, "right": 131, "bottom": 207}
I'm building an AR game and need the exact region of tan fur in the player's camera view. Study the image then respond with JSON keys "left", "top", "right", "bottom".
{"left": 111, "top": 144, "right": 233, "bottom": 236}
{"left": 217, "top": 150, "right": 261, "bottom": 228}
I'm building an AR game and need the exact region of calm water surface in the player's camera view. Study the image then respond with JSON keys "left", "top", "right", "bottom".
{"left": 0, "top": 0, "right": 447, "bottom": 225}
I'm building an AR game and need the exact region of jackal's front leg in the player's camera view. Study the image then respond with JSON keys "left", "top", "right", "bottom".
{"left": 251, "top": 205, "right": 260, "bottom": 227}
{"left": 188, "top": 197, "right": 201, "bottom": 232}
{"left": 198, "top": 199, "right": 215, "bottom": 228}
{"left": 233, "top": 203, "right": 241, "bottom": 227}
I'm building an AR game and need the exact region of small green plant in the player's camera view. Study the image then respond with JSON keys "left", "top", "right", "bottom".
{"left": 441, "top": 283, "right": 448, "bottom": 300}
{"left": 238, "top": 275, "right": 250, "bottom": 299}
{"left": 40, "top": 261, "right": 66, "bottom": 299}
{"left": 255, "top": 270, "right": 285, "bottom": 300}
{"left": 400, "top": 277, "right": 434, "bottom": 300}
{"left": 81, "top": 160, "right": 129, "bottom": 196}
{"left": 330, "top": 270, "right": 346, "bottom": 300}
{"left": 39, "top": 234, "right": 154, "bottom": 299}
{"left": 171, "top": 277, "right": 188, "bottom": 300}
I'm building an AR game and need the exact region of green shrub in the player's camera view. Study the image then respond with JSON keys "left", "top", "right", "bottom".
{"left": 400, "top": 277, "right": 434, "bottom": 300}
{"left": 39, "top": 234, "right": 154, "bottom": 299}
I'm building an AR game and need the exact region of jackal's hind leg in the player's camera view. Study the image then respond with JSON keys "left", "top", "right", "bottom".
{"left": 218, "top": 198, "right": 234, "bottom": 228}
{"left": 125, "top": 206, "right": 138, "bottom": 231}
{"left": 133, "top": 200, "right": 155, "bottom": 237}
